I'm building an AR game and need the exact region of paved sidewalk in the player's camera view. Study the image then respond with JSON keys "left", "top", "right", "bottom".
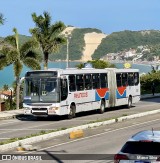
{"left": 140, "top": 93, "right": 160, "bottom": 99}
{"left": 0, "top": 93, "right": 160, "bottom": 120}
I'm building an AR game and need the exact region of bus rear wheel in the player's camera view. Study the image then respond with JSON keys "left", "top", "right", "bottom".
{"left": 99, "top": 101, "right": 105, "bottom": 114}
{"left": 68, "top": 105, "right": 76, "bottom": 119}
{"left": 127, "top": 97, "right": 132, "bottom": 108}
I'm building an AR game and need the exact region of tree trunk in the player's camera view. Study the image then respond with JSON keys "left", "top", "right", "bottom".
{"left": 16, "top": 77, "right": 20, "bottom": 109}
{"left": 44, "top": 52, "right": 49, "bottom": 70}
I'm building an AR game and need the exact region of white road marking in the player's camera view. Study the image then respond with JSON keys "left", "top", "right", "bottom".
{"left": 0, "top": 129, "right": 56, "bottom": 130}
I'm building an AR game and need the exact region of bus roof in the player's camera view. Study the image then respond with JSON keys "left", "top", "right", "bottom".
{"left": 26, "top": 68, "right": 139, "bottom": 77}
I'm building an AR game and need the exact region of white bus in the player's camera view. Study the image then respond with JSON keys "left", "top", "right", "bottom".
{"left": 23, "top": 68, "right": 140, "bottom": 118}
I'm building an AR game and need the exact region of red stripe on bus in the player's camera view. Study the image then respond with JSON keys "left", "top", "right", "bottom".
{"left": 117, "top": 86, "right": 126, "bottom": 96}
{"left": 96, "top": 88, "right": 109, "bottom": 97}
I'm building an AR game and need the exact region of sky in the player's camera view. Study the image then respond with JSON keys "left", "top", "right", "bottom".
{"left": 0, "top": 0, "right": 160, "bottom": 37}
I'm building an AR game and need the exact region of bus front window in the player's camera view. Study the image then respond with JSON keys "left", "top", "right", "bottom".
{"left": 24, "top": 78, "right": 60, "bottom": 103}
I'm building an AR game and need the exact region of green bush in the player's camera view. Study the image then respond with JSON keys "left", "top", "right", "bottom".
{"left": 76, "top": 60, "right": 116, "bottom": 69}
{"left": 140, "top": 71, "right": 160, "bottom": 94}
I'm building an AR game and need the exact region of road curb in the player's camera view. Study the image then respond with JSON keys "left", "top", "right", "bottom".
{"left": 1, "top": 108, "right": 160, "bottom": 152}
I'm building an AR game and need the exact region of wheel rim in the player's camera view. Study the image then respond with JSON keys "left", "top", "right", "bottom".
{"left": 69, "top": 109, "right": 73, "bottom": 116}
{"left": 128, "top": 98, "right": 132, "bottom": 107}
{"left": 101, "top": 104, "right": 105, "bottom": 112}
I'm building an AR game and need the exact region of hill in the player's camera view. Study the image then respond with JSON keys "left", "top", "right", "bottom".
{"left": 1, "top": 28, "right": 160, "bottom": 62}
{"left": 92, "top": 30, "right": 160, "bottom": 60}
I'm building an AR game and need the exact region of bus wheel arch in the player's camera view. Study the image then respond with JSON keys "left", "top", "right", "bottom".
{"left": 68, "top": 103, "right": 76, "bottom": 119}
{"left": 127, "top": 95, "right": 132, "bottom": 108}
{"left": 99, "top": 99, "right": 105, "bottom": 114}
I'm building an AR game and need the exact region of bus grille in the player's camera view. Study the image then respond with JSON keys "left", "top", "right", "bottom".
{"left": 32, "top": 112, "right": 48, "bottom": 115}
{"left": 32, "top": 108, "right": 47, "bottom": 111}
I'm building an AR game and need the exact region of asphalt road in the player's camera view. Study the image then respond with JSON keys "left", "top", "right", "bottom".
{"left": 1, "top": 104, "right": 160, "bottom": 163}
{"left": 0, "top": 98, "right": 160, "bottom": 143}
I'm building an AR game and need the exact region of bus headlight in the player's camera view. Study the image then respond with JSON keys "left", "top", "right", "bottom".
{"left": 49, "top": 107, "right": 59, "bottom": 110}
{"left": 24, "top": 107, "right": 31, "bottom": 110}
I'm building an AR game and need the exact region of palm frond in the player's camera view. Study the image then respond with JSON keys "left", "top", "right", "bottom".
{"left": 47, "top": 36, "right": 66, "bottom": 53}
{"left": 8, "top": 49, "right": 19, "bottom": 63}
{"left": 49, "top": 21, "right": 66, "bottom": 39}
{"left": 0, "top": 57, "right": 7, "bottom": 70}
{"left": 23, "top": 50, "right": 42, "bottom": 62}
{"left": 43, "top": 11, "right": 51, "bottom": 28}
{"left": 4, "top": 36, "right": 16, "bottom": 48}
{"left": 20, "top": 39, "right": 39, "bottom": 57}
{"left": 0, "top": 46, "right": 11, "bottom": 55}
{"left": 0, "top": 46, "right": 19, "bottom": 63}
{"left": 23, "top": 58, "right": 41, "bottom": 70}
{"left": 0, "top": 13, "right": 5, "bottom": 25}
{"left": 31, "top": 12, "right": 44, "bottom": 29}
{"left": 29, "top": 28, "right": 43, "bottom": 46}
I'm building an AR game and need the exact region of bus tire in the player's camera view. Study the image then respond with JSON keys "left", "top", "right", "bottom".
{"left": 68, "top": 105, "right": 76, "bottom": 119}
{"left": 127, "top": 97, "right": 132, "bottom": 109}
{"left": 99, "top": 101, "right": 105, "bottom": 114}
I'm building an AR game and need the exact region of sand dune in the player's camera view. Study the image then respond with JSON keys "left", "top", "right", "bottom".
{"left": 82, "top": 32, "right": 106, "bottom": 61}
{"left": 62, "top": 27, "right": 107, "bottom": 61}
{"left": 62, "top": 27, "right": 76, "bottom": 35}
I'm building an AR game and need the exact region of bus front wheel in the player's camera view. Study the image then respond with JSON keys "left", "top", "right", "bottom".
{"left": 99, "top": 101, "right": 105, "bottom": 114}
{"left": 68, "top": 105, "right": 76, "bottom": 119}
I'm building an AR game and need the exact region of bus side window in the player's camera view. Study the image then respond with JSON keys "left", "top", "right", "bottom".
{"left": 134, "top": 72, "right": 139, "bottom": 85}
{"left": 84, "top": 74, "right": 92, "bottom": 90}
{"left": 76, "top": 74, "right": 84, "bottom": 91}
{"left": 100, "top": 73, "right": 108, "bottom": 88}
{"left": 69, "top": 75, "right": 76, "bottom": 92}
{"left": 116, "top": 73, "right": 122, "bottom": 87}
{"left": 92, "top": 74, "right": 100, "bottom": 89}
{"left": 122, "top": 73, "right": 128, "bottom": 86}
{"left": 128, "top": 73, "right": 134, "bottom": 86}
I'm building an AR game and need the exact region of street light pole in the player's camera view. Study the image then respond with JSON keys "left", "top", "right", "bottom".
{"left": 66, "top": 37, "right": 69, "bottom": 68}
{"left": 9, "top": 88, "right": 12, "bottom": 110}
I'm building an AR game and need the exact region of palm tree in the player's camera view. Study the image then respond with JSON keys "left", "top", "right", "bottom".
{"left": 30, "top": 11, "right": 66, "bottom": 69}
{"left": 0, "top": 28, "right": 41, "bottom": 109}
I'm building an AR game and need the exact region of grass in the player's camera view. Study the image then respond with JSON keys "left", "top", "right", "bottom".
{"left": 0, "top": 127, "right": 68, "bottom": 145}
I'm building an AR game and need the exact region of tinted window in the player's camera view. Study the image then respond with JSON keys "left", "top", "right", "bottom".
{"left": 84, "top": 74, "right": 92, "bottom": 90}
{"left": 92, "top": 74, "right": 100, "bottom": 89}
{"left": 121, "top": 141, "right": 160, "bottom": 155}
{"left": 69, "top": 75, "right": 76, "bottom": 92}
{"left": 128, "top": 73, "right": 134, "bottom": 86}
{"left": 122, "top": 73, "right": 128, "bottom": 86}
{"left": 76, "top": 75, "right": 84, "bottom": 91}
{"left": 100, "top": 73, "right": 108, "bottom": 88}
{"left": 116, "top": 73, "right": 122, "bottom": 87}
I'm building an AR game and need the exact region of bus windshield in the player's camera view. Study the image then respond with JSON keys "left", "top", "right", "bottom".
{"left": 24, "top": 77, "right": 60, "bottom": 103}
